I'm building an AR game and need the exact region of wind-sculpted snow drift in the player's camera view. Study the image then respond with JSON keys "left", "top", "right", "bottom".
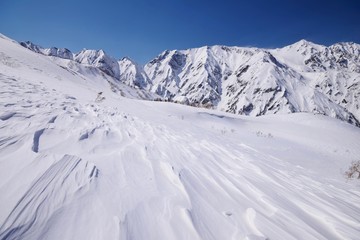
{"left": 0, "top": 155, "right": 98, "bottom": 240}
{"left": 1, "top": 34, "right": 360, "bottom": 239}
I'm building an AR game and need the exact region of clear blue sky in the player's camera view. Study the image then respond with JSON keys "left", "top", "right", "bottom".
{"left": 1, "top": 0, "right": 359, "bottom": 64}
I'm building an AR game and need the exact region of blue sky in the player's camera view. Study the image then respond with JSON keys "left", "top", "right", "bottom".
{"left": 0, "top": 0, "right": 359, "bottom": 64}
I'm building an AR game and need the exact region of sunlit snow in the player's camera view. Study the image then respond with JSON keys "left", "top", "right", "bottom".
{"left": 1, "top": 34, "right": 360, "bottom": 240}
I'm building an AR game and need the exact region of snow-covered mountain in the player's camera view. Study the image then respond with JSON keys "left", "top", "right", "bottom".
{"left": 18, "top": 38, "right": 360, "bottom": 126}
{"left": 144, "top": 41, "right": 360, "bottom": 126}
{"left": 1, "top": 33, "right": 360, "bottom": 240}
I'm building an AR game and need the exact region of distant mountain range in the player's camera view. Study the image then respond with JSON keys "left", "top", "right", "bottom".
{"left": 19, "top": 38, "right": 360, "bottom": 126}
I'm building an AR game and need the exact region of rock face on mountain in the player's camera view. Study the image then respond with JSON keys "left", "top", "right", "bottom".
{"left": 19, "top": 39, "right": 360, "bottom": 126}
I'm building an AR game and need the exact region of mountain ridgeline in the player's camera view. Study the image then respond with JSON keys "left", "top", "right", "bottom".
{"left": 20, "top": 39, "right": 360, "bottom": 126}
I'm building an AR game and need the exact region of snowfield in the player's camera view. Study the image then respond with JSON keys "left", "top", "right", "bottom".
{"left": 1, "top": 34, "right": 360, "bottom": 240}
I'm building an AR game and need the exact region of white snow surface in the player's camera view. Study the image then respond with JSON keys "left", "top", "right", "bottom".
{"left": 1, "top": 34, "right": 360, "bottom": 240}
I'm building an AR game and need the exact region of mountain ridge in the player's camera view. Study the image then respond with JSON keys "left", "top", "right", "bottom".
{"left": 17, "top": 37, "right": 360, "bottom": 126}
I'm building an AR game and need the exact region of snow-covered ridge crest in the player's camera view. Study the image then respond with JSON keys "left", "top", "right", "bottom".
{"left": 20, "top": 41, "right": 121, "bottom": 80}
{"left": 20, "top": 41, "right": 73, "bottom": 60}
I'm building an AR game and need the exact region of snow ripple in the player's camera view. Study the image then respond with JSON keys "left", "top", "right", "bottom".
{"left": 0, "top": 155, "right": 98, "bottom": 240}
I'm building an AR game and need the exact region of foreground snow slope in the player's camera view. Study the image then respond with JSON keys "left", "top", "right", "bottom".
{"left": 1, "top": 34, "right": 360, "bottom": 240}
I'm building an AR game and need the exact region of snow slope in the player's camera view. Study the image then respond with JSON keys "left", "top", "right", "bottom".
{"left": 1, "top": 34, "right": 360, "bottom": 240}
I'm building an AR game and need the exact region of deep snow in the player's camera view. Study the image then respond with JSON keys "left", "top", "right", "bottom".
{"left": 1, "top": 34, "right": 360, "bottom": 240}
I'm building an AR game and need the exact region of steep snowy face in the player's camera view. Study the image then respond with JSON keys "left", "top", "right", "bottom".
{"left": 144, "top": 42, "right": 360, "bottom": 126}
{"left": 118, "top": 57, "right": 150, "bottom": 89}
{"left": 220, "top": 51, "right": 295, "bottom": 115}
{"left": 20, "top": 41, "right": 73, "bottom": 60}
{"left": 145, "top": 46, "right": 248, "bottom": 106}
{"left": 74, "top": 49, "right": 120, "bottom": 80}
{"left": 145, "top": 50, "right": 187, "bottom": 99}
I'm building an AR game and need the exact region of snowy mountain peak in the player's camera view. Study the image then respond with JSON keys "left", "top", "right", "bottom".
{"left": 281, "top": 39, "right": 325, "bottom": 58}
{"left": 120, "top": 56, "right": 133, "bottom": 62}
{"left": 291, "top": 39, "right": 324, "bottom": 49}
{"left": 294, "top": 39, "right": 318, "bottom": 47}
{"left": 74, "top": 49, "right": 107, "bottom": 63}
{"left": 74, "top": 49, "right": 120, "bottom": 79}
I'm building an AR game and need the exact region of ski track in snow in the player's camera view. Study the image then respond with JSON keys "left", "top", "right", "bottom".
{"left": 1, "top": 39, "right": 360, "bottom": 240}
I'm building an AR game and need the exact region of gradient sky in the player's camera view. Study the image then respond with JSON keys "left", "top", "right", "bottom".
{"left": 1, "top": 0, "right": 359, "bottom": 64}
